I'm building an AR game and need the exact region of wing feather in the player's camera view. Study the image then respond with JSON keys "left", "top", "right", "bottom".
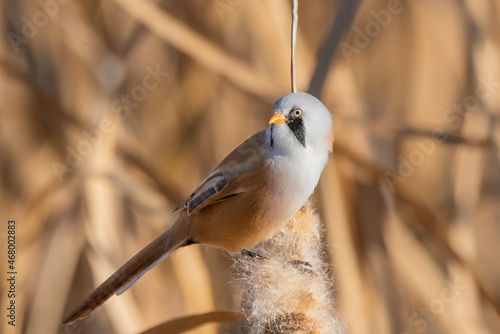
{"left": 187, "top": 175, "right": 227, "bottom": 214}
{"left": 174, "top": 129, "right": 269, "bottom": 216}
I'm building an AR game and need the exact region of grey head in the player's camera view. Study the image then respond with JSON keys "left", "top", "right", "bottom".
{"left": 269, "top": 92, "right": 333, "bottom": 153}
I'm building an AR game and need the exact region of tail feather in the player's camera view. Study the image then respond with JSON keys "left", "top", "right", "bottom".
{"left": 62, "top": 219, "right": 188, "bottom": 325}
{"left": 116, "top": 250, "right": 172, "bottom": 296}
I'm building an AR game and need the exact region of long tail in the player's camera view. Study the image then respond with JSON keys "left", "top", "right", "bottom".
{"left": 63, "top": 218, "right": 188, "bottom": 324}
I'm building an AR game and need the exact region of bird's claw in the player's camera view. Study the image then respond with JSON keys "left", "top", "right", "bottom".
{"left": 241, "top": 251, "right": 315, "bottom": 274}
{"left": 290, "top": 260, "right": 315, "bottom": 274}
{"left": 241, "top": 249, "right": 268, "bottom": 260}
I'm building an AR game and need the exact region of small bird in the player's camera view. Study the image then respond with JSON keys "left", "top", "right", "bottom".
{"left": 63, "top": 92, "right": 333, "bottom": 324}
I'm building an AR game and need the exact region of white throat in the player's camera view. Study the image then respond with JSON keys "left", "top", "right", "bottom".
{"left": 265, "top": 125, "right": 329, "bottom": 224}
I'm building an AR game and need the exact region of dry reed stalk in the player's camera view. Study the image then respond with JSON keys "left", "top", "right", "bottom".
{"left": 232, "top": 202, "right": 346, "bottom": 334}
{"left": 110, "top": 0, "right": 286, "bottom": 99}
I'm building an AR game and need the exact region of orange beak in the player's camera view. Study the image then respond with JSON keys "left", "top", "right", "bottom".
{"left": 269, "top": 114, "right": 288, "bottom": 124}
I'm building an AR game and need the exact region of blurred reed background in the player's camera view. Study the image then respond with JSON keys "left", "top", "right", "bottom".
{"left": 1, "top": 0, "right": 499, "bottom": 333}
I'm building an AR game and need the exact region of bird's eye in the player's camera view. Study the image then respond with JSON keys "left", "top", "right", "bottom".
{"left": 292, "top": 109, "right": 302, "bottom": 117}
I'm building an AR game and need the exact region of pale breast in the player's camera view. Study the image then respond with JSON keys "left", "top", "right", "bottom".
{"left": 263, "top": 147, "right": 328, "bottom": 227}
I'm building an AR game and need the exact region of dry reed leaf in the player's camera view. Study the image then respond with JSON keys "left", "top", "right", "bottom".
{"left": 446, "top": 264, "right": 491, "bottom": 334}
{"left": 308, "top": 0, "right": 363, "bottom": 96}
{"left": 81, "top": 118, "right": 148, "bottom": 332}
{"left": 381, "top": 191, "right": 491, "bottom": 334}
{"left": 24, "top": 219, "right": 86, "bottom": 334}
{"left": 319, "top": 160, "right": 371, "bottom": 334}
{"left": 168, "top": 246, "right": 216, "bottom": 316}
{"left": 140, "top": 311, "right": 241, "bottom": 334}
{"left": 383, "top": 210, "right": 456, "bottom": 332}
{"left": 450, "top": 111, "right": 487, "bottom": 262}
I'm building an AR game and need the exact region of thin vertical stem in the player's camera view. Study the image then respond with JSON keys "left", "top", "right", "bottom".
{"left": 291, "top": 0, "right": 298, "bottom": 93}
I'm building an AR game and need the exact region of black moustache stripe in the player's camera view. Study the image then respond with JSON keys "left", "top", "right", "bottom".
{"left": 270, "top": 124, "right": 274, "bottom": 147}
{"left": 287, "top": 117, "right": 306, "bottom": 147}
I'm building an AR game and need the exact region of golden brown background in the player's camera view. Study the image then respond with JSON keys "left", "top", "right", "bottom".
{"left": 1, "top": 0, "right": 499, "bottom": 333}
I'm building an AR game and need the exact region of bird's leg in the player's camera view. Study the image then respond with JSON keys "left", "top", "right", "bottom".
{"left": 289, "top": 260, "right": 315, "bottom": 274}
{"left": 290, "top": 260, "right": 312, "bottom": 267}
{"left": 241, "top": 250, "right": 314, "bottom": 274}
{"left": 241, "top": 249, "right": 267, "bottom": 260}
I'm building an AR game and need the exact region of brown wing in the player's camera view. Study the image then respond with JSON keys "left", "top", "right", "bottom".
{"left": 173, "top": 173, "right": 227, "bottom": 214}
{"left": 173, "top": 129, "right": 269, "bottom": 215}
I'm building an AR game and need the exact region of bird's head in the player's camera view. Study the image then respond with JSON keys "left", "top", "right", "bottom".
{"left": 268, "top": 92, "right": 333, "bottom": 153}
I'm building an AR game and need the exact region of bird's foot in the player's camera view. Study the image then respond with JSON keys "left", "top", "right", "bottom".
{"left": 241, "top": 249, "right": 267, "bottom": 260}
{"left": 290, "top": 260, "right": 315, "bottom": 274}
{"left": 241, "top": 251, "right": 315, "bottom": 274}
